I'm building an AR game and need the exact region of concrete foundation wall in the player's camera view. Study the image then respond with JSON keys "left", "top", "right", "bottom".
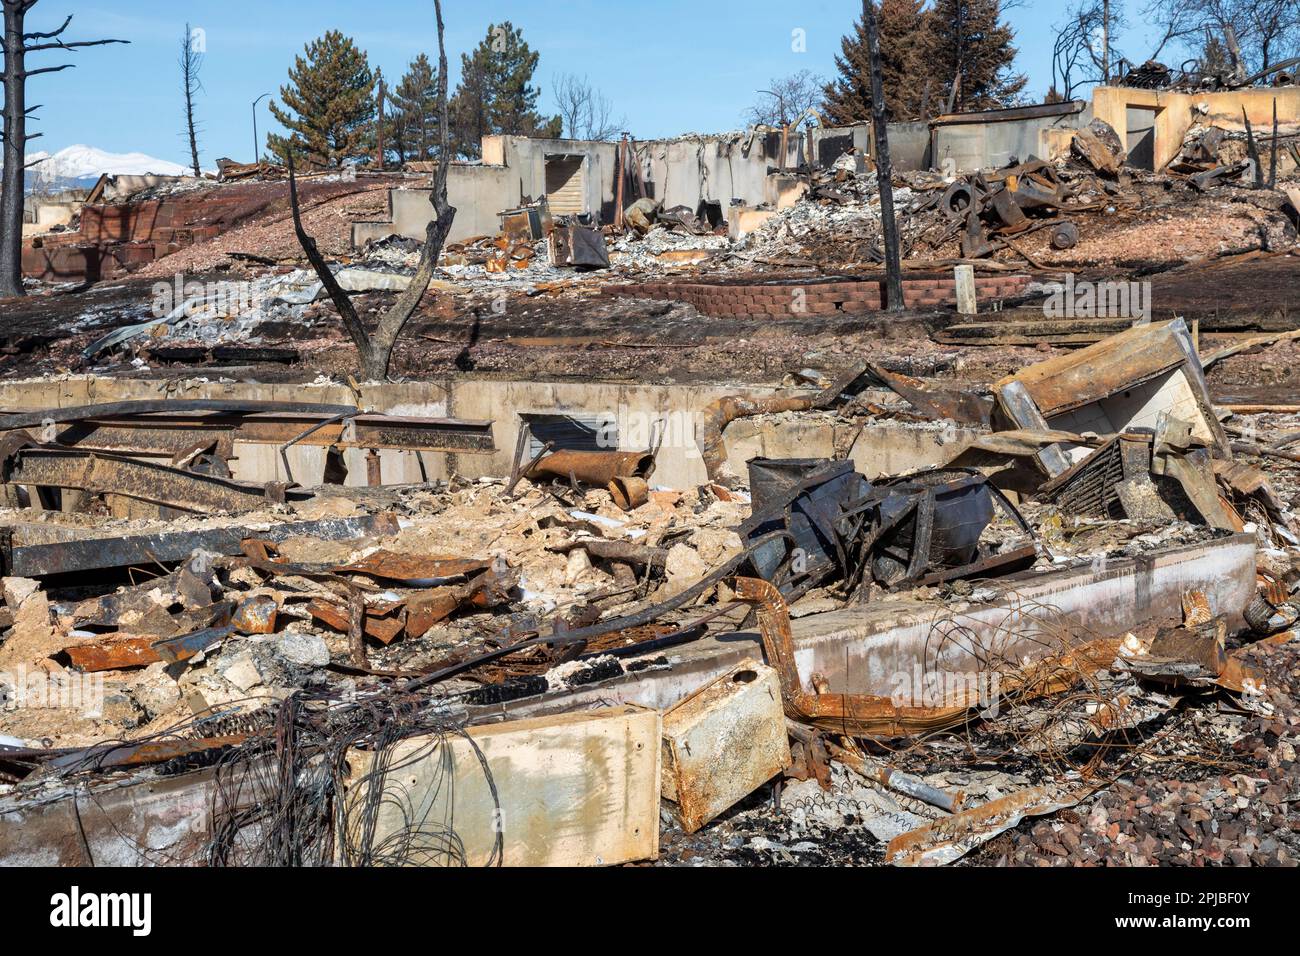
{"left": 352, "top": 165, "right": 520, "bottom": 246}
{"left": 352, "top": 132, "right": 794, "bottom": 249}
{"left": 0, "top": 376, "right": 970, "bottom": 491}
{"left": 493, "top": 534, "right": 1257, "bottom": 721}
{"left": 636, "top": 133, "right": 792, "bottom": 213}
{"left": 932, "top": 104, "right": 1092, "bottom": 171}
{"left": 1092, "top": 85, "right": 1300, "bottom": 172}
{"left": 810, "top": 122, "right": 932, "bottom": 171}
{"left": 498, "top": 136, "right": 617, "bottom": 221}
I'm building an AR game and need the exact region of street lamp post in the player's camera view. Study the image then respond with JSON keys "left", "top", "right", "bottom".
{"left": 252, "top": 93, "right": 271, "bottom": 164}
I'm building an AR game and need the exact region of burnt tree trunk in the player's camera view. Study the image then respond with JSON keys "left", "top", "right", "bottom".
{"left": 0, "top": 3, "right": 127, "bottom": 299}
{"left": 181, "top": 23, "right": 202, "bottom": 178}
{"left": 289, "top": 0, "right": 455, "bottom": 381}
{"left": 863, "top": 0, "right": 904, "bottom": 311}
{"left": 0, "top": 3, "right": 27, "bottom": 299}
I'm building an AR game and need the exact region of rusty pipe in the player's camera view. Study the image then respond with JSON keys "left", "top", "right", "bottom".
{"left": 696, "top": 396, "right": 817, "bottom": 488}
{"left": 827, "top": 742, "right": 964, "bottom": 813}
{"left": 524, "top": 448, "right": 653, "bottom": 486}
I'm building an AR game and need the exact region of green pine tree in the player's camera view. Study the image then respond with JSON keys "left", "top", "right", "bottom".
{"left": 927, "top": 0, "right": 1027, "bottom": 112}
{"left": 823, "top": 0, "right": 934, "bottom": 124}
{"left": 450, "top": 21, "right": 562, "bottom": 159}
{"left": 268, "top": 30, "right": 376, "bottom": 167}
{"left": 388, "top": 53, "right": 441, "bottom": 163}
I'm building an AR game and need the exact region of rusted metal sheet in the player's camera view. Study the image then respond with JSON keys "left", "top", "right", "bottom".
{"left": 524, "top": 449, "right": 653, "bottom": 486}
{"left": 404, "top": 589, "right": 462, "bottom": 637}
{"left": 400, "top": 567, "right": 519, "bottom": 638}
{"left": 307, "top": 598, "right": 404, "bottom": 645}
{"left": 994, "top": 319, "right": 1191, "bottom": 419}
{"left": 886, "top": 785, "right": 1091, "bottom": 866}
{"left": 62, "top": 635, "right": 161, "bottom": 672}
{"left": 151, "top": 625, "right": 233, "bottom": 665}
{"left": 7, "top": 447, "right": 309, "bottom": 513}
{"left": 866, "top": 362, "right": 991, "bottom": 426}
{"left": 332, "top": 551, "right": 490, "bottom": 583}
{"left": 661, "top": 660, "right": 791, "bottom": 833}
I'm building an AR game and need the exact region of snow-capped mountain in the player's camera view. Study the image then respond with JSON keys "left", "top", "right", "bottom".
{"left": 25, "top": 145, "right": 189, "bottom": 182}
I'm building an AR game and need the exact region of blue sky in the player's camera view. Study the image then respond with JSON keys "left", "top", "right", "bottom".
{"left": 24, "top": 1, "right": 1167, "bottom": 164}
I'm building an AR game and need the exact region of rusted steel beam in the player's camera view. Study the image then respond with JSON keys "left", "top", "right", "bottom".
{"left": 331, "top": 551, "right": 489, "bottom": 583}
{"left": 7, "top": 448, "right": 309, "bottom": 513}
{"left": 48, "top": 734, "right": 250, "bottom": 773}
{"left": 33, "top": 412, "right": 495, "bottom": 456}
{"left": 2, "top": 514, "right": 400, "bottom": 578}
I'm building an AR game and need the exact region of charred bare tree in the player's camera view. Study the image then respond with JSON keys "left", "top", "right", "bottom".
{"left": 1051, "top": 1, "right": 1128, "bottom": 99}
{"left": 1, "top": 2, "right": 127, "bottom": 299}
{"left": 180, "top": 22, "right": 202, "bottom": 178}
{"left": 289, "top": 0, "right": 455, "bottom": 381}
{"left": 863, "top": 0, "right": 904, "bottom": 312}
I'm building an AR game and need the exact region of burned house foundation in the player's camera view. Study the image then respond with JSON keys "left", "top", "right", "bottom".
{"left": 4, "top": 63, "right": 1300, "bottom": 872}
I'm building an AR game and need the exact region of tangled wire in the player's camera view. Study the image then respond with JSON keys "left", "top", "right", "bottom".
{"left": 205, "top": 687, "right": 502, "bottom": 867}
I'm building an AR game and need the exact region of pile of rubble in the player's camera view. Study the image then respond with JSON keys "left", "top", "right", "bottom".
{"left": 3, "top": 315, "right": 1300, "bottom": 867}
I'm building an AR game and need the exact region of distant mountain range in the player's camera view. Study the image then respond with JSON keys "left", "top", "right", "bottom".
{"left": 16, "top": 145, "right": 189, "bottom": 193}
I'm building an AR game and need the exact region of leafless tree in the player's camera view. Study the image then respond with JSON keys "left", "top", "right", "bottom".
{"left": 1142, "top": 0, "right": 1300, "bottom": 73}
{"left": 1051, "top": 1, "right": 1127, "bottom": 99}
{"left": 551, "top": 72, "right": 621, "bottom": 141}
{"left": 289, "top": 0, "right": 454, "bottom": 381}
{"left": 746, "top": 70, "right": 825, "bottom": 128}
{"left": 180, "top": 22, "right": 202, "bottom": 177}
{"left": 1, "top": 3, "right": 127, "bottom": 298}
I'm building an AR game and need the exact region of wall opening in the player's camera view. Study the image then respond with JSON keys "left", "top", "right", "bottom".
{"left": 544, "top": 156, "right": 586, "bottom": 215}
{"left": 1125, "top": 105, "right": 1162, "bottom": 171}
{"left": 520, "top": 412, "right": 616, "bottom": 457}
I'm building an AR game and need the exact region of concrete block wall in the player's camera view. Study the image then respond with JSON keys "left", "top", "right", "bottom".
{"left": 0, "top": 375, "right": 974, "bottom": 491}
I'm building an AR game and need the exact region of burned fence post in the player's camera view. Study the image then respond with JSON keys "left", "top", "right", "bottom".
{"left": 862, "top": 0, "right": 905, "bottom": 312}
